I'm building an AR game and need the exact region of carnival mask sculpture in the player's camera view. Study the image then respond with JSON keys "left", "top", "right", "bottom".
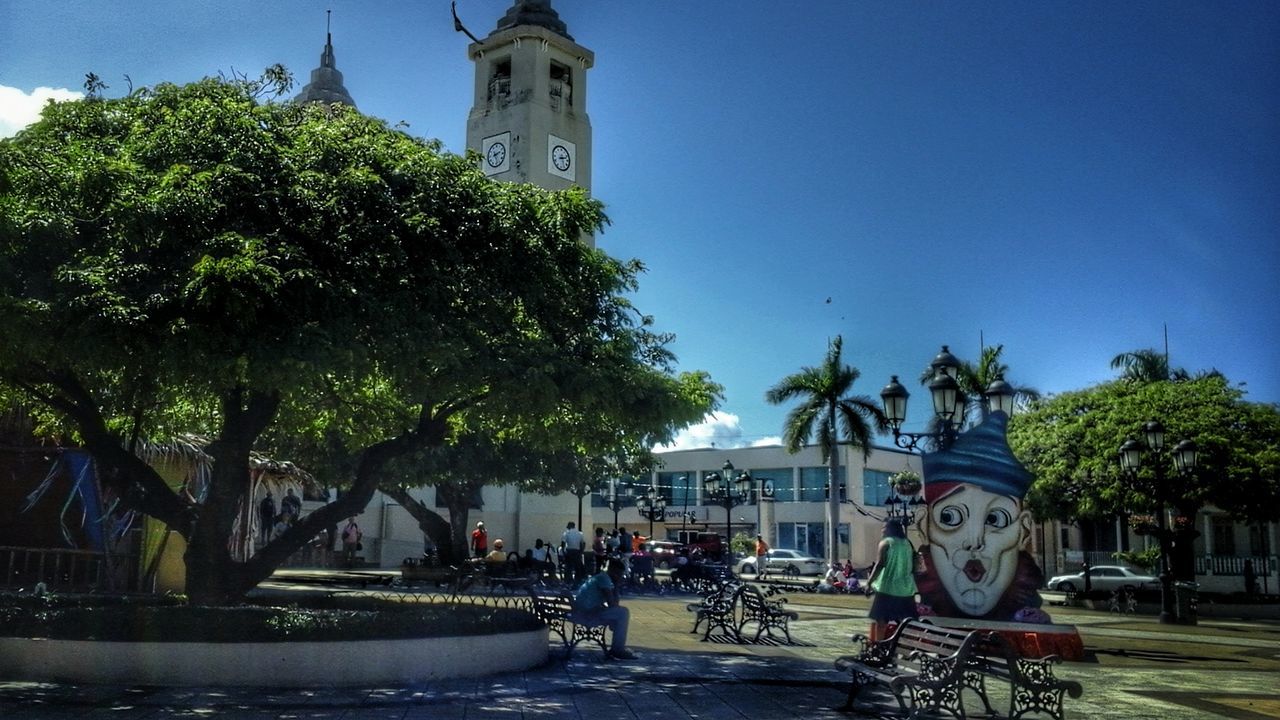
{"left": 918, "top": 411, "right": 1047, "bottom": 622}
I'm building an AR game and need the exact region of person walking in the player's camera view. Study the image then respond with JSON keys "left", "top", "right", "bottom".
{"left": 572, "top": 558, "right": 635, "bottom": 660}
{"left": 866, "top": 519, "right": 918, "bottom": 642}
{"left": 341, "top": 517, "right": 362, "bottom": 568}
{"left": 281, "top": 487, "right": 302, "bottom": 521}
{"left": 592, "top": 527, "right": 608, "bottom": 574}
{"left": 258, "top": 492, "right": 276, "bottom": 544}
{"left": 562, "top": 521, "right": 585, "bottom": 586}
{"left": 470, "top": 521, "right": 488, "bottom": 559}
{"left": 754, "top": 533, "right": 770, "bottom": 579}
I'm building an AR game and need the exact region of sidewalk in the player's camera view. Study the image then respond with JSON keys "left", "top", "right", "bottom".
{"left": 1, "top": 581, "right": 1278, "bottom": 719}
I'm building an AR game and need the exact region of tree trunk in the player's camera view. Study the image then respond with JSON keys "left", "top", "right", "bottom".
{"left": 382, "top": 486, "right": 456, "bottom": 565}
{"left": 827, "top": 408, "right": 841, "bottom": 567}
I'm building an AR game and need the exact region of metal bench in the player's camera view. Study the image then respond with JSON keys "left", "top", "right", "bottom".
{"left": 834, "top": 619, "right": 989, "bottom": 718}
{"left": 734, "top": 584, "right": 798, "bottom": 643}
{"left": 686, "top": 581, "right": 740, "bottom": 640}
{"left": 525, "top": 588, "right": 609, "bottom": 659}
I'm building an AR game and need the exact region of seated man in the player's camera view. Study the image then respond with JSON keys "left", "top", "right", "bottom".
{"left": 484, "top": 539, "right": 508, "bottom": 564}
{"left": 572, "top": 558, "right": 635, "bottom": 660}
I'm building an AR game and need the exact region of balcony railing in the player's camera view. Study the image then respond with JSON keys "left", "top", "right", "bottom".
{"left": 1195, "top": 554, "right": 1275, "bottom": 577}
{"left": 1, "top": 545, "right": 131, "bottom": 592}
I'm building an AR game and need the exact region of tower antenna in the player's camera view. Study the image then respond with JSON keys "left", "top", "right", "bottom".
{"left": 326, "top": 9, "right": 331, "bottom": 39}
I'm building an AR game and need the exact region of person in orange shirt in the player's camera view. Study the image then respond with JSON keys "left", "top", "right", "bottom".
{"left": 755, "top": 534, "right": 770, "bottom": 579}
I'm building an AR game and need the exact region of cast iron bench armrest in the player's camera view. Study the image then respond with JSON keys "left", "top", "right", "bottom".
{"left": 972, "top": 633, "right": 1084, "bottom": 720}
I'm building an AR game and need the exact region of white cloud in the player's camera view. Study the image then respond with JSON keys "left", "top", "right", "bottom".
{"left": 0, "top": 85, "right": 83, "bottom": 138}
{"left": 750, "top": 436, "right": 783, "bottom": 447}
{"left": 654, "top": 411, "right": 747, "bottom": 452}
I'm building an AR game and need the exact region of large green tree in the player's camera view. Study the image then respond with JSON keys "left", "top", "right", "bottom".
{"left": 1008, "top": 375, "right": 1280, "bottom": 580}
{"left": 0, "top": 75, "right": 717, "bottom": 604}
{"left": 766, "top": 335, "right": 888, "bottom": 565}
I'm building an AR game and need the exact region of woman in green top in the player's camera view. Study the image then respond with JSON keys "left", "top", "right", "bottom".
{"left": 866, "top": 519, "right": 918, "bottom": 641}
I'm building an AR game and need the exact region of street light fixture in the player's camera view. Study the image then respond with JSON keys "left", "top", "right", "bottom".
{"left": 568, "top": 482, "right": 596, "bottom": 530}
{"left": 1118, "top": 420, "right": 1199, "bottom": 624}
{"left": 604, "top": 480, "right": 629, "bottom": 532}
{"left": 636, "top": 491, "right": 667, "bottom": 538}
{"left": 880, "top": 345, "right": 1018, "bottom": 453}
{"left": 703, "top": 460, "right": 754, "bottom": 562}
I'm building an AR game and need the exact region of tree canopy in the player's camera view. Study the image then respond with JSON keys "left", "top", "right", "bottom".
{"left": 1008, "top": 376, "right": 1280, "bottom": 525}
{"left": 0, "top": 75, "right": 718, "bottom": 603}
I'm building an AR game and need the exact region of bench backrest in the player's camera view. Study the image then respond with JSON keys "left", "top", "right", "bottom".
{"left": 737, "top": 584, "right": 768, "bottom": 609}
{"left": 890, "top": 620, "right": 981, "bottom": 662}
{"left": 527, "top": 589, "right": 575, "bottom": 621}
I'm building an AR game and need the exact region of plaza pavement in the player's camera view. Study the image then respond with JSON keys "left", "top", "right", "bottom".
{"left": 1, "top": 572, "right": 1278, "bottom": 719}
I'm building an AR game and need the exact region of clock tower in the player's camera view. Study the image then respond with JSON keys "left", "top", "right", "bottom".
{"left": 465, "top": 1, "right": 594, "bottom": 240}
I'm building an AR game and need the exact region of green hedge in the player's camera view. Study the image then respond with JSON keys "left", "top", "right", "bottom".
{"left": 0, "top": 593, "right": 540, "bottom": 642}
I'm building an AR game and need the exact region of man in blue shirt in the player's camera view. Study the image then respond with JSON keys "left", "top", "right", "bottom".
{"left": 572, "top": 558, "right": 634, "bottom": 659}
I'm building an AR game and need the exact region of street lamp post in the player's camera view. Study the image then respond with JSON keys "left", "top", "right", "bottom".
{"left": 604, "top": 480, "right": 629, "bottom": 532}
{"left": 703, "top": 460, "right": 753, "bottom": 562}
{"left": 636, "top": 491, "right": 667, "bottom": 538}
{"left": 1119, "top": 420, "right": 1199, "bottom": 624}
{"left": 569, "top": 483, "right": 596, "bottom": 530}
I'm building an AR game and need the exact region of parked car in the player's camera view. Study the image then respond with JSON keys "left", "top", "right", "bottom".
{"left": 736, "top": 549, "right": 826, "bottom": 577}
{"left": 1046, "top": 565, "right": 1158, "bottom": 593}
{"left": 644, "top": 541, "right": 684, "bottom": 569}
{"left": 676, "top": 531, "right": 725, "bottom": 561}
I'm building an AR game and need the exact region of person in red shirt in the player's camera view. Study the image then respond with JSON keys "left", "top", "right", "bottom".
{"left": 470, "top": 521, "right": 488, "bottom": 558}
{"left": 755, "top": 534, "right": 770, "bottom": 579}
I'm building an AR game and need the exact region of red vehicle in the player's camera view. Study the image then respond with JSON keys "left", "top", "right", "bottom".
{"left": 676, "top": 531, "right": 725, "bottom": 561}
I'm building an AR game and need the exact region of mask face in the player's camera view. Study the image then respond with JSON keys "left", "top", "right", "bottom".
{"left": 925, "top": 483, "right": 1029, "bottom": 616}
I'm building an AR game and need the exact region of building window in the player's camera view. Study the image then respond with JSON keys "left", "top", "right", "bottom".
{"left": 658, "top": 472, "right": 696, "bottom": 507}
{"left": 764, "top": 471, "right": 795, "bottom": 503}
{"left": 862, "top": 469, "right": 893, "bottom": 506}
{"left": 549, "top": 60, "right": 572, "bottom": 110}
{"left": 1212, "top": 517, "right": 1236, "bottom": 555}
{"left": 752, "top": 469, "right": 789, "bottom": 504}
{"left": 799, "top": 467, "right": 845, "bottom": 503}
{"left": 488, "top": 58, "right": 511, "bottom": 104}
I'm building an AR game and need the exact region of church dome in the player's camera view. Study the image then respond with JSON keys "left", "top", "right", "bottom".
{"left": 294, "top": 31, "right": 357, "bottom": 108}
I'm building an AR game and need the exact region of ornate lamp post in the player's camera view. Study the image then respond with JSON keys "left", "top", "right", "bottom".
{"left": 636, "top": 491, "right": 667, "bottom": 538}
{"left": 568, "top": 482, "right": 596, "bottom": 530}
{"left": 880, "top": 346, "right": 1017, "bottom": 454}
{"left": 703, "top": 460, "right": 753, "bottom": 562}
{"left": 604, "top": 480, "right": 629, "bottom": 532}
{"left": 1119, "top": 420, "right": 1199, "bottom": 624}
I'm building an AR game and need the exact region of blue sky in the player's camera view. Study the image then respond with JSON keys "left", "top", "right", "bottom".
{"left": 3, "top": 1, "right": 1278, "bottom": 450}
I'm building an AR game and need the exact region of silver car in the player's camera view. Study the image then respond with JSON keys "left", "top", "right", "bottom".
{"left": 1046, "top": 565, "right": 1158, "bottom": 593}
{"left": 737, "top": 549, "right": 827, "bottom": 577}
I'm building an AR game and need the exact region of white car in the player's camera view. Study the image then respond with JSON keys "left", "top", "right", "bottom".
{"left": 737, "top": 549, "right": 827, "bottom": 577}
{"left": 1046, "top": 565, "right": 1158, "bottom": 593}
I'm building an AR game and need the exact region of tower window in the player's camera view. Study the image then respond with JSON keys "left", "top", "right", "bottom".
{"left": 549, "top": 61, "right": 572, "bottom": 110}
{"left": 488, "top": 58, "right": 512, "bottom": 104}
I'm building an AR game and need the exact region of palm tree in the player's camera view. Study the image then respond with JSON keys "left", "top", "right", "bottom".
{"left": 766, "top": 335, "right": 888, "bottom": 565}
{"left": 1110, "top": 348, "right": 1185, "bottom": 383}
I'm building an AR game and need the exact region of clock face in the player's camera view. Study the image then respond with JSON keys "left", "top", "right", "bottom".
{"left": 480, "top": 132, "right": 511, "bottom": 176}
{"left": 551, "top": 144, "right": 571, "bottom": 172}
{"left": 486, "top": 142, "right": 507, "bottom": 168}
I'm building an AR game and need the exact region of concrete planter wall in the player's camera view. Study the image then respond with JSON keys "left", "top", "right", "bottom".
{"left": 0, "top": 628, "right": 548, "bottom": 687}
